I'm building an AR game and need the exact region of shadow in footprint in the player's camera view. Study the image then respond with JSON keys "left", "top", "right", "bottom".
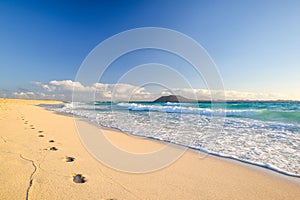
{"left": 48, "top": 140, "right": 55, "bottom": 143}
{"left": 73, "top": 174, "right": 86, "bottom": 183}
{"left": 38, "top": 135, "right": 44, "bottom": 137}
{"left": 38, "top": 130, "right": 43, "bottom": 133}
{"left": 50, "top": 147, "right": 58, "bottom": 151}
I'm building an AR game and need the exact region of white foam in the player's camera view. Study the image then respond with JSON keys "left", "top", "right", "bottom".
{"left": 117, "top": 103, "right": 260, "bottom": 116}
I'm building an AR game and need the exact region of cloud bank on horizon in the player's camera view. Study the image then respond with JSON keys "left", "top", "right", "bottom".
{"left": 0, "top": 80, "right": 286, "bottom": 101}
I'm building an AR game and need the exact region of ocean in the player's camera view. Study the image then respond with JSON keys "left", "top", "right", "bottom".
{"left": 44, "top": 101, "right": 300, "bottom": 177}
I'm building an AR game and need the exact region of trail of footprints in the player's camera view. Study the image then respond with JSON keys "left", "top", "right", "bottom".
{"left": 22, "top": 117, "right": 86, "bottom": 184}
{"left": 21, "top": 116, "right": 119, "bottom": 199}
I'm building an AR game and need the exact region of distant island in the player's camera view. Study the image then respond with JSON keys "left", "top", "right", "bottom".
{"left": 153, "top": 95, "right": 197, "bottom": 103}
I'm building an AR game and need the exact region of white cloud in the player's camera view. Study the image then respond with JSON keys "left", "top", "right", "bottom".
{"left": 31, "top": 81, "right": 56, "bottom": 92}
{"left": 12, "top": 92, "right": 36, "bottom": 99}
{"left": 29, "top": 80, "right": 153, "bottom": 101}
{"left": 49, "top": 80, "right": 91, "bottom": 92}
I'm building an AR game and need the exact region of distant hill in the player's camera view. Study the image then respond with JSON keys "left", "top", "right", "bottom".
{"left": 153, "top": 95, "right": 197, "bottom": 103}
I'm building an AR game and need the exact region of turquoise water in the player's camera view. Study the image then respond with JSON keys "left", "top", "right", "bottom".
{"left": 226, "top": 102, "right": 300, "bottom": 124}
{"left": 47, "top": 101, "right": 300, "bottom": 177}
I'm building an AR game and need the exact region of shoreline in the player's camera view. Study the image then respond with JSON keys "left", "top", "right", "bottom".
{"left": 46, "top": 103, "right": 300, "bottom": 180}
{"left": 1, "top": 98, "right": 299, "bottom": 199}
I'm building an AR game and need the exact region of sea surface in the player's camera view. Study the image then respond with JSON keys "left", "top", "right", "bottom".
{"left": 44, "top": 101, "right": 300, "bottom": 177}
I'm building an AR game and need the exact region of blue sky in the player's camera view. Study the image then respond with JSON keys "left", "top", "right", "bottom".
{"left": 0, "top": 0, "right": 300, "bottom": 100}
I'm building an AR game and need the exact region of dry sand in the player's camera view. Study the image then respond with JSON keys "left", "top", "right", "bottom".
{"left": 0, "top": 98, "right": 299, "bottom": 200}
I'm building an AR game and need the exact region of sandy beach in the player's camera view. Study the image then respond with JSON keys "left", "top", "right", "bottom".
{"left": 0, "top": 98, "right": 299, "bottom": 200}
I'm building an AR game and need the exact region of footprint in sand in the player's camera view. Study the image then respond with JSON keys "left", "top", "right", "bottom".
{"left": 72, "top": 174, "right": 86, "bottom": 183}
{"left": 38, "top": 130, "right": 43, "bottom": 133}
{"left": 49, "top": 147, "right": 58, "bottom": 151}
{"left": 38, "top": 134, "right": 44, "bottom": 137}
{"left": 48, "top": 140, "right": 55, "bottom": 143}
{"left": 64, "top": 156, "right": 75, "bottom": 162}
